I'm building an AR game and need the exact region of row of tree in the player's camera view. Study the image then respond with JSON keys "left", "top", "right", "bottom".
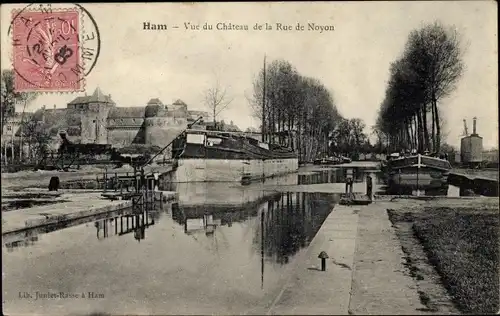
{"left": 373, "top": 21, "right": 465, "bottom": 154}
{"left": 249, "top": 58, "right": 372, "bottom": 162}
{"left": 1, "top": 69, "right": 53, "bottom": 165}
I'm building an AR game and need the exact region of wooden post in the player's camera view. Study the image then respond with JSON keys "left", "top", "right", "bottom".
{"left": 159, "top": 192, "right": 163, "bottom": 209}
{"left": 151, "top": 186, "right": 155, "bottom": 209}
{"left": 134, "top": 167, "right": 138, "bottom": 193}
{"left": 104, "top": 170, "right": 108, "bottom": 192}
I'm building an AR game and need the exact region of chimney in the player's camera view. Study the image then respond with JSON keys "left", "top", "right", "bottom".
{"left": 473, "top": 117, "right": 477, "bottom": 135}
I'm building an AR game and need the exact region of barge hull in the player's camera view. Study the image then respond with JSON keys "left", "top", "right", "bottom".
{"left": 172, "top": 158, "right": 299, "bottom": 182}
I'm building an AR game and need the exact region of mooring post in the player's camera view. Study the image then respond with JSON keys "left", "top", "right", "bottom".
{"left": 104, "top": 169, "right": 108, "bottom": 191}
{"left": 318, "top": 251, "right": 329, "bottom": 271}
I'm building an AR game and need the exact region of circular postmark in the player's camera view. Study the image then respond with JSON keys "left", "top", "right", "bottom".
{"left": 8, "top": 3, "right": 101, "bottom": 92}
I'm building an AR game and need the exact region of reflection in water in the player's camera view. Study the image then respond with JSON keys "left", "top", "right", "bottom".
{"left": 94, "top": 210, "right": 156, "bottom": 242}
{"left": 169, "top": 190, "right": 337, "bottom": 289}
{"left": 172, "top": 191, "right": 337, "bottom": 264}
{"left": 260, "top": 192, "right": 337, "bottom": 265}
{"left": 260, "top": 209, "right": 265, "bottom": 290}
{"left": 3, "top": 204, "right": 167, "bottom": 251}
{"left": 299, "top": 167, "right": 384, "bottom": 186}
{"left": 4, "top": 230, "right": 39, "bottom": 252}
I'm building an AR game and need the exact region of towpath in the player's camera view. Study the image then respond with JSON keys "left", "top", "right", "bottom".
{"left": 267, "top": 200, "right": 441, "bottom": 315}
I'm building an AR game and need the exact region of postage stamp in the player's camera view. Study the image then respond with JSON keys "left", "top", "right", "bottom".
{"left": 9, "top": 4, "right": 100, "bottom": 93}
{"left": 12, "top": 9, "right": 81, "bottom": 92}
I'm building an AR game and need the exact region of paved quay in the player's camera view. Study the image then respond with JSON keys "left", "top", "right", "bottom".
{"left": 2, "top": 189, "right": 178, "bottom": 234}
{"left": 1, "top": 192, "right": 132, "bottom": 234}
{"left": 268, "top": 200, "right": 439, "bottom": 315}
{"left": 1, "top": 164, "right": 174, "bottom": 190}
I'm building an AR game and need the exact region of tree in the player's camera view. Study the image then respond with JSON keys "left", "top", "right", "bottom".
{"left": 330, "top": 118, "right": 370, "bottom": 157}
{"left": 1, "top": 69, "right": 38, "bottom": 135}
{"left": 249, "top": 58, "right": 342, "bottom": 162}
{"left": 15, "top": 118, "right": 52, "bottom": 165}
{"left": 374, "top": 21, "right": 464, "bottom": 154}
{"left": 204, "top": 78, "right": 234, "bottom": 130}
{"left": 405, "top": 22, "right": 464, "bottom": 151}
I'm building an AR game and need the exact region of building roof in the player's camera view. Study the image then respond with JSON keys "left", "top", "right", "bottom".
{"left": 172, "top": 99, "right": 187, "bottom": 106}
{"left": 147, "top": 98, "right": 164, "bottom": 106}
{"left": 108, "top": 107, "right": 146, "bottom": 119}
{"left": 68, "top": 87, "right": 114, "bottom": 105}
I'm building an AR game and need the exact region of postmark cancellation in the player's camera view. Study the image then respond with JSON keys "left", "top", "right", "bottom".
{"left": 10, "top": 4, "right": 100, "bottom": 93}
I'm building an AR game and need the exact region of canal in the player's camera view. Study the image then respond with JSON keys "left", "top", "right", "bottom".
{"left": 2, "top": 173, "right": 338, "bottom": 315}
{"left": 2, "top": 165, "right": 468, "bottom": 315}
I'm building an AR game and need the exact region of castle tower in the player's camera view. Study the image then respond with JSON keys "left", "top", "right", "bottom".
{"left": 67, "top": 87, "right": 115, "bottom": 144}
{"left": 144, "top": 98, "right": 168, "bottom": 147}
{"left": 144, "top": 98, "right": 190, "bottom": 159}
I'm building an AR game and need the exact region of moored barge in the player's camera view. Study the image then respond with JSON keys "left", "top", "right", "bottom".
{"left": 171, "top": 129, "right": 299, "bottom": 182}
{"left": 385, "top": 154, "right": 452, "bottom": 195}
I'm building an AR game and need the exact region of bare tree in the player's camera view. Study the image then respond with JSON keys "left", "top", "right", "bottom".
{"left": 204, "top": 78, "right": 234, "bottom": 130}
{"left": 374, "top": 21, "right": 464, "bottom": 153}
{"left": 249, "top": 58, "right": 343, "bottom": 162}
{"left": 1, "top": 69, "right": 38, "bottom": 134}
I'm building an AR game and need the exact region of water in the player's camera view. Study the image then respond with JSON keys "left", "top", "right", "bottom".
{"left": 297, "top": 166, "right": 461, "bottom": 197}
{"left": 2, "top": 179, "right": 338, "bottom": 315}
{"left": 2, "top": 165, "right": 464, "bottom": 315}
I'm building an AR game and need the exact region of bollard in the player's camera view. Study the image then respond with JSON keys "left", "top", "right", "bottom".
{"left": 318, "top": 251, "right": 329, "bottom": 271}
{"left": 48, "top": 176, "right": 60, "bottom": 191}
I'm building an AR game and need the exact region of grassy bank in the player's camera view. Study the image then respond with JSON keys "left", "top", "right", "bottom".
{"left": 412, "top": 207, "right": 499, "bottom": 314}
{"left": 387, "top": 199, "right": 499, "bottom": 314}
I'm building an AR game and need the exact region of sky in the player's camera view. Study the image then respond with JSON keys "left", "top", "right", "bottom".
{"left": 1, "top": 2, "right": 498, "bottom": 149}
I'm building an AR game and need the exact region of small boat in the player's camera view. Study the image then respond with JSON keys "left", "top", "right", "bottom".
{"left": 385, "top": 154, "right": 452, "bottom": 195}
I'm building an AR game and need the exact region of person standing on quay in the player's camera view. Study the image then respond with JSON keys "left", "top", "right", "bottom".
{"left": 366, "top": 174, "right": 373, "bottom": 201}
{"left": 345, "top": 168, "right": 354, "bottom": 196}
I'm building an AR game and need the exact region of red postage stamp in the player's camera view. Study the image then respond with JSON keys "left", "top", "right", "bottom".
{"left": 12, "top": 9, "right": 82, "bottom": 92}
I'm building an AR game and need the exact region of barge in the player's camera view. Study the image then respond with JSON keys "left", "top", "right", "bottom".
{"left": 385, "top": 154, "right": 452, "bottom": 195}
{"left": 170, "top": 130, "right": 299, "bottom": 182}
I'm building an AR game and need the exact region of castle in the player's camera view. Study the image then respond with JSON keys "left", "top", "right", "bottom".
{"left": 32, "top": 87, "right": 211, "bottom": 153}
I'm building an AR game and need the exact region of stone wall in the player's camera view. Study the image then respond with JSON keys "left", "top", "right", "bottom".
{"left": 145, "top": 117, "right": 188, "bottom": 158}
{"left": 107, "top": 127, "right": 143, "bottom": 148}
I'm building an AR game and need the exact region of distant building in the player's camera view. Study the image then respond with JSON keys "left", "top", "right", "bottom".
{"left": 1, "top": 111, "right": 34, "bottom": 145}
{"left": 483, "top": 149, "right": 499, "bottom": 163}
{"left": 25, "top": 87, "right": 210, "bottom": 156}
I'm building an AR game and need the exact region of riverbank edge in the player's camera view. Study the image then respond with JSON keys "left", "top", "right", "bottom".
{"left": 1, "top": 190, "right": 178, "bottom": 235}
